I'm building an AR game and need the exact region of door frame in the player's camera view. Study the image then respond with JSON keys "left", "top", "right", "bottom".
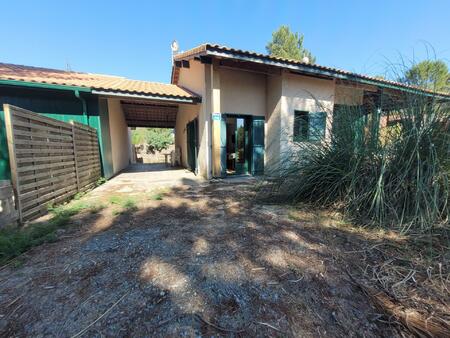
{"left": 221, "top": 113, "right": 252, "bottom": 176}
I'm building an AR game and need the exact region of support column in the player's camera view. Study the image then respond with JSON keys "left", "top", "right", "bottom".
{"left": 199, "top": 64, "right": 213, "bottom": 179}
{"left": 211, "top": 64, "right": 222, "bottom": 177}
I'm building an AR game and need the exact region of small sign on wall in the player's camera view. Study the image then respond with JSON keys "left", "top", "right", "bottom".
{"left": 212, "top": 112, "right": 221, "bottom": 121}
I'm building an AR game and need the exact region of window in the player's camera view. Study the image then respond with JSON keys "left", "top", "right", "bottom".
{"left": 294, "top": 111, "right": 326, "bottom": 142}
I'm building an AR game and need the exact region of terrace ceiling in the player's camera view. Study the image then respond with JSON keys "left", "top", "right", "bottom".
{"left": 121, "top": 100, "right": 178, "bottom": 128}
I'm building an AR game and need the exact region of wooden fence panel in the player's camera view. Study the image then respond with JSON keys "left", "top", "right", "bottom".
{"left": 3, "top": 104, "right": 101, "bottom": 223}
{"left": 72, "top": 121, "right": 101, "bottom": 192}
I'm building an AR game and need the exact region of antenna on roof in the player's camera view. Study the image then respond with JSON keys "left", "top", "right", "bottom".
{"left": 65, "top": 58, "right": 72, "bottom": 71}
{"left": 171, "top": 40, "right": 179, "bottom": 65}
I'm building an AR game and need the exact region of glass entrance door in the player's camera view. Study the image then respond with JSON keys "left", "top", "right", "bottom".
{"left": 225, "top": 116, "right": 249, "bottom": 175}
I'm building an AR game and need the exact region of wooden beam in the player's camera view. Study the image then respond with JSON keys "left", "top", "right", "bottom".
{"left": 200, "top": 56, "right": 213, "bottom": 64}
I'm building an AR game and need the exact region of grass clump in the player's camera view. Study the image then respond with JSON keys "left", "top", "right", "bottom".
{"left": 109, "top": 195, "right": 138, "bottom": 214}
{"left": 148, "top": 188, "right": 169, "bottom": 201}
{"left": 96, "top": 177, "right": 107, "bottom": 187}
{"left": 0, "top": 200, "right": 98, "bottom": 265}
{"left": 149, "top": 192, "right": 163, "bottom": 201}
{"left": 267, "top": 91, "right": 449, "bottom": 233}
{"left": 108, "top": 195, "right": 123, "bottom": 205}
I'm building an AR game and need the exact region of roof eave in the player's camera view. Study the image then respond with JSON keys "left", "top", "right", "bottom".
{"left": 178, "top": 45, "right": 450, "bottom": 100}
{"left": 91, "top": 89, "right": 201, "bottom": 104}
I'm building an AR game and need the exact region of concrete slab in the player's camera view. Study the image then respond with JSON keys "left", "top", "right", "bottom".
{"left": 91, "top": 164, "right": 204, "bottom": 196}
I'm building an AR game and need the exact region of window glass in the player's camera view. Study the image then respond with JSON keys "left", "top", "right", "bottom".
{"left": 293, "top": 111, "right": 309, "bottom": 141}
{"left": 294, "top": 111, "right": 326, "bottom": 142}
{"left": 309, "top": 112, "right": 327, "bottom": 141}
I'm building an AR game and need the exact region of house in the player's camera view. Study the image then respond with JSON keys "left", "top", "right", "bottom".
{"left": 0, "top": 63, "right": 199, "bottom": 182}
{"left": 171, "top": 44, "right": 449, "bottom": 178}
{"left": 1, "top": 43, "right": 448, "bottom": 184}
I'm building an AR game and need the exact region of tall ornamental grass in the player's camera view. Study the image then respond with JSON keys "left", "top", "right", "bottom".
{"left": 267, "top": 92, "right": 449, "bottom": 233}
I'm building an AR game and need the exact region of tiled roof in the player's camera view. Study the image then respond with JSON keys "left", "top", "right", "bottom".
{"left": 0, "top": 63, "right": 198, "bottom": 99}
{"left": 175, "top": 43, "right": 450, "bottom": 98}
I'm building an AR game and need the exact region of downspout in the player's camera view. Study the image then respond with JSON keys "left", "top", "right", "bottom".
{"left": 74, "top": 90, "right": 89, "bottom": 126}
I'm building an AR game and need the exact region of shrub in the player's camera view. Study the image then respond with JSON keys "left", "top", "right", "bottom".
{"left": 131, "top": 128, "right": 174, "bottom": 152}
{"left": 266, "top": 92, "right": 449, "bottom": 233}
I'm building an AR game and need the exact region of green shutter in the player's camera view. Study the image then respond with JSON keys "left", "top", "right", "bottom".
{"left": 251, "top": 116, "right": 265, "bottom": 175}
{"left": 308, "top": 112, "right": 326, "bottom": 141}
{"left": 220, "top": 115, "right": 227, "bottom": 177}
{"left": 186, "top": 119, "right": 197, "bottom": 172}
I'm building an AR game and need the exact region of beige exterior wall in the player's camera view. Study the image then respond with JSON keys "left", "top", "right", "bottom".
{"left": 175, "top": 103, "right": 199, "bottom": 168}
{"left": 265, "top": 72, "right": 336, "bottom": 173}
{"left": 219, "top": 67, "right": 266, "bottom": 116}
{"left": 176, "top": 60, "right": 210, "bottom": 177}
{"left": 335, "top": 85, "right": 364, "bottom": 106}
{"left": 178, "top": 59, "right": 205, "bottom": 97}
{"left": 265, "top": 74, "right": 283, "bottom": 173}
{"left": 107, "top": 98, "right": 130, "bottom": 174}
{"left": 281, "top": 73, "right": 335, "bottom": 139}
{"left": 176, "top": 60, "right": 342, "bottom": 177}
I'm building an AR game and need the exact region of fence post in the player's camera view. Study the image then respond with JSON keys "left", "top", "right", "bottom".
{"left": 3, "top": 104, "right": 23, "bottom": 224}
{"left": 71, "top": 122, "right": 81, "bottom": 192}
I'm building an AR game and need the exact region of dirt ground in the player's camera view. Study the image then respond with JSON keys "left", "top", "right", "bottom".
{"left": 0, "top": 173, "right": 444, "bottom": 337}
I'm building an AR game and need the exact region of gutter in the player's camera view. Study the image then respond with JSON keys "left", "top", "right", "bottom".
{"left": 91, "top": 90, "right": 200, "bottom": 104}
{"left": 0, "top": 79, "right": 90, "bottom": 92}
{"left": 74, "top": 90, "right": 89, "bottom": 125}
{"left": 0, "top": 79, "right": 92, "bottom": 125}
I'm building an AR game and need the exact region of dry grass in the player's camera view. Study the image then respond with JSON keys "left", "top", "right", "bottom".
{"left": 0, "top": 181, "right": 447, "bottom": 337}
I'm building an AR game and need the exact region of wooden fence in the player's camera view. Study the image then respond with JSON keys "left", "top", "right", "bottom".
{"left": 3, "top": 104, "right": 101, "bottom": 223}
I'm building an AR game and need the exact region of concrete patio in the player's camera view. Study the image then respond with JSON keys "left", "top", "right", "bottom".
{"left": 91, "top": 164, "right": 204, "bottom": 197}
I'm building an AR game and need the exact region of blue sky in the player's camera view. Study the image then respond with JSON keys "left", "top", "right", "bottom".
{"left": 1, "top": 0, "right": 449, "bottom": 83}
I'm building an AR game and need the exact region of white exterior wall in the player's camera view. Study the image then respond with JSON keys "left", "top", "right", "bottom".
{"left": 107, "top": 98, "right": 130, "bottom": 174}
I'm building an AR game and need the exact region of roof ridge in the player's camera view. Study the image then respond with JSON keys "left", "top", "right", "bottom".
{"left": 0, "top": 61, "right": 199, "bottom": 99}
{"left": 0, "top": 61, "right": 185, "bottom": 87}
{"left": 177, "top": 43, "right": 450, "bottom": 97}
{"left": 0, "top": 61, "right": 88, "bottom": 75}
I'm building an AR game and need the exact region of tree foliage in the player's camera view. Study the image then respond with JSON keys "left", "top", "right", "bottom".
{"left": 131, "top": 128, "right": 174, "bottom": 152}
{"left": 266, "top": 25, "right": 316, "bottom": 63}
{"left": 403, "top": 60, "right": 449, "bottom": 92}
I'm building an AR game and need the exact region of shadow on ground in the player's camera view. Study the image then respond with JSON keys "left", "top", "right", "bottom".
{"left": 0, "top": 180, "right": 407, "bottom": 337}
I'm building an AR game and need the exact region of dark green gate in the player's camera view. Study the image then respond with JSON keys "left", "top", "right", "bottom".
{"left": 186, "top": 118, "right": 198, "bottom": 173}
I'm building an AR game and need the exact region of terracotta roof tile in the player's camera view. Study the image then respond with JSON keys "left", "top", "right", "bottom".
{"left": 174, "top": 43, "right": 450, "bottom": 97}
{"left": 0, "top": 62, "right": 198, "bottom": 99}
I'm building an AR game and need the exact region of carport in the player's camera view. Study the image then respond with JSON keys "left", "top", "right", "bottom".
{"left": 90, "top": 93, "right": 204, "bottom": 194}
{"left": 92, "top": 90, "right": 201, "bottom": 178}
{"left": 0, "top": 62, "right": 202, "bottom": 183}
